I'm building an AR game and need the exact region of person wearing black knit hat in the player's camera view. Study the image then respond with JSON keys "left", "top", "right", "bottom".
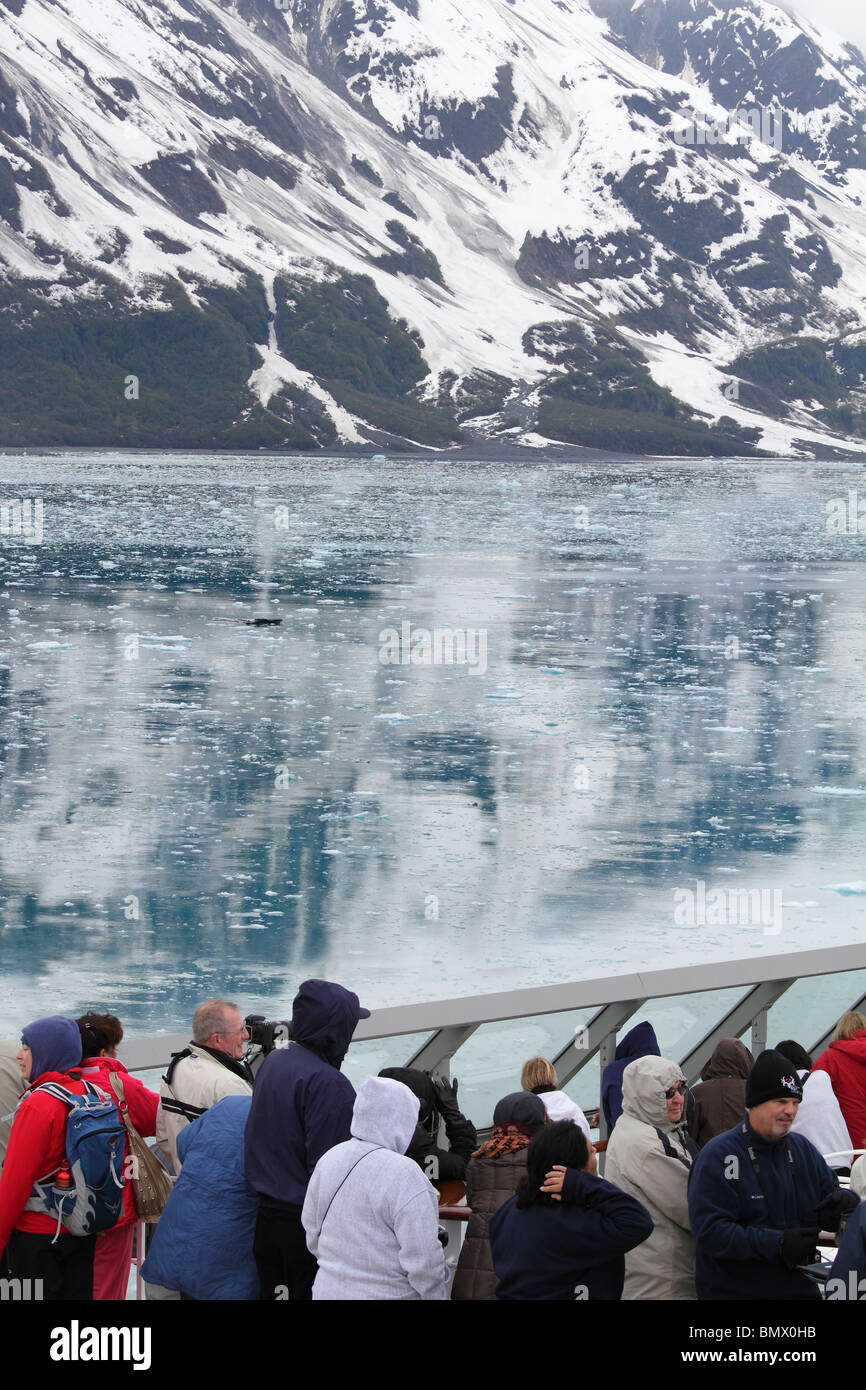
{"left": 687, "top": 1049, "right": 859, "bottom": 1300}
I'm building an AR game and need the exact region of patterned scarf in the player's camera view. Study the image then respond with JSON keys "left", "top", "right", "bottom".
{"left": 472, "top": 1124, "right": 538, "bottom": 1160}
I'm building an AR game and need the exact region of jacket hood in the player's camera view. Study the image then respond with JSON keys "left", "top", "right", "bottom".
{"left": 829, "top": 1032, "right": 866, "bottom": 1064}
{"left": 290, "top": 979, "right": 369, "bottom": 1067}
{"left": 378, "top": 1066, "right": 437, "bottom": 1123}
{"left": 622, "top": 1055, "right": 685, "bottom": 1130}
{"left": 701, "top": 1037, "right": 754, "bottom": 1083}
{"left": 21, "top": 1016, "right": 82, "bottom": 1085}
{"left": 615, "top": 1021, "right": 660, "bottom": 1063}
{"left": 351, "top": 1076, "right": 420, "bottom": 1154}
{"left": 177, "top": 1093, "right": 252, "bottom": 1166}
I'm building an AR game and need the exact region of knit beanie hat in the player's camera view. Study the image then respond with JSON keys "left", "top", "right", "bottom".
{"left": 745, "top": 1049, "right": 804, "bottom": 1108}
{"left": 21, "top": 1016, "right": 82, "bottom": 1084}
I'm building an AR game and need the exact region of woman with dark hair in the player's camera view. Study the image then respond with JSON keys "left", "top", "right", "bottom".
{"left": 452, "top": 1091, "right": 546, "bottom": 1301}
{"left": 76, "top": 1012, "right": 159, "bottom": 1301}
{"left": 488, "top": 1120, "right": 653, "bottom": 1300}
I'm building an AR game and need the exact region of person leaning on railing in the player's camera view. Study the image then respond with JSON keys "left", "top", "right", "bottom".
{"left": 378, "top": 1066, "right": 477, "bottom": 1181}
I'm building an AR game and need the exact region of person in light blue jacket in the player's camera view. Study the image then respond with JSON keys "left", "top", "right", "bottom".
{"left": 142, "top": 1094, "right": 259, "bottom": 1300}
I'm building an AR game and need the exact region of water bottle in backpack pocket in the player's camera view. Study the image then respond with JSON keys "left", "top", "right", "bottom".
{"left": 23, "top": 1079, "right": 126, "bottom": 1242}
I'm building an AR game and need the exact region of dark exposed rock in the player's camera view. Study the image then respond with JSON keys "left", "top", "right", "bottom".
{"left": 144, "top": 228, "right": 192, "bottom": 254}
{"left": 383, "top": 190, "right": 416, "bottom": 218}
{"left": 372, "top": 219, "right": 445, "bottom": 284}
{"left": 209, "top": 136, "right": 298, "bottom": 191}
{"left": 351, "top": 153, "right": 384, "bottom": 186}
{"left": 136, "top": 153, "right": 227, "bottom": 223}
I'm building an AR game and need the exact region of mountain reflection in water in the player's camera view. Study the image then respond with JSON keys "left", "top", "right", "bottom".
{"left": 0, "top": 454, "right": 864, "bottom": 1039}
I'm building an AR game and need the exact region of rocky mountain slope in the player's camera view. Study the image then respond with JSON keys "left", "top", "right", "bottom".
{"left": 1, "top": 0, "right": 866, "bottom": 454}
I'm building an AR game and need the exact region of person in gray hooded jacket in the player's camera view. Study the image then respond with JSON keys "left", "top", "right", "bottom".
{"left": 302, "top": 1075, "right": 449, "bottom": 1301}
{"left": 604, "top": 1054, "right": 697, "bottom": 1300}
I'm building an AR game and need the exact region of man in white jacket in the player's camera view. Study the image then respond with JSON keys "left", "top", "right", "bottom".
{"left": 604, "top": 1054, "right": 697, "bottom": 1299}
{"left": 156, "top": 1000, "right": 253, "bottom": 1174}
{"left": 302, "top": 1075, "right": 450, "bottom": 1300}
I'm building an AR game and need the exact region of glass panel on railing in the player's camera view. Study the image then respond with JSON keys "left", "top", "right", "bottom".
{"left": 439, "top": 1009, "right": 597, "bottom": 1130}
{"left": 341, "top": 1031, "right": 434, "bottom": 1093}
{"left": 764, "top": 969, "right": 866, "bottom": 1060}
{"left": 564, "top": 986, "right": 749, "bottom": 1115}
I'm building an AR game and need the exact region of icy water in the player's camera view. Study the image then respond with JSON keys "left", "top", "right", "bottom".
{"left": 0, "top": 454, "right": 864, "bottom": 1096}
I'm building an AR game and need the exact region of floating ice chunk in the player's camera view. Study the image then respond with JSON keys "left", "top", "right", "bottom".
{"left": 822, "top": 882, "right": 866, "bottom": 895}
{"left": 811, "top": 786, "right": 866, "bottom": 795}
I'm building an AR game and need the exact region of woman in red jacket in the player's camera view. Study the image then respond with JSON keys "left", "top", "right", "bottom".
{"left": 812, "top": 1011, "right": 866, "bottom": 1154}
{"left": 0, "top": 1015, "right": 95, "bottom": 1299}
{"left": 76, "top": 1013, "right": 159, "bottom": 1301}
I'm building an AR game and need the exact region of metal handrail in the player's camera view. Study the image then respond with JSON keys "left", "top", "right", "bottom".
{"left": 116, "top": 942, "right": 866, "bottom": 1153}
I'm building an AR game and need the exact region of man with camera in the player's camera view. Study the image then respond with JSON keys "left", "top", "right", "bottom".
{"left": 379, "top": 1066, "right": 477, "bottom": 1182}
{"left": 157, "top": 999, "right": 253, "bottom": 1174}
{"left": 687, "top": 1049, "right": 858, "bottom": 1300}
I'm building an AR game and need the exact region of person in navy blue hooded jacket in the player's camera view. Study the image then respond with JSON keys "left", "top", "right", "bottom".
{"left": 601, "top": 1021, "right": 660, "bottom": 1131}
{"left": 826, "top": 1200, "right": 866, "bottom": 1300}
{"left": 244, "top": 979, "right": 369, "bottom": 1301}
{"left": 687, "top": 1050, "right": 858, "bottom": 1300}
{"left": 488, "top": 1120, "right": 653, "bottom": 1300}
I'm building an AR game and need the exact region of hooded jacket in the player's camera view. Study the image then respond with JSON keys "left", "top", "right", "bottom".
{"left": 0, "top": 1017, "right": 88, "bottom": 1253}
{"left": 827, "top": 1201, "right": 866, "bottom": 1299}
{"left": 687, "top": 1118, "right": 839, "bottom": 1300}
{"left": 302, "top": 1076, "right": 449, "bottom": 1300}
{"left": 245, "top": 982, "right": 360, "bottom": 1209}
{"left": 79, "top": 1056, "right": 159, "bottom": 1227}
{"left": 603, "top": 1055, "right": 696, "bottom": 1300}
{"left": 812, "top": 1031, "right": 866, "bottom": 1151}
{"left": 378, "top": 1066, "right": 477, "bottom": 1180}
{"left": 141, "top": 1096, "right": 259, "bottom": 1300}
{"left": 0, "top": 1042, "right": 24, "bottom": 1167}
{"left": 157, "top": 1042, "right": 252, "bottom": 1175}
{"left": 532, "top": 1087, "right": 592, "bottom": 1138}
{"left": 688, "top": 1038, "right": 753, "bottom": 1148}
{"left": 790, "top": 1068, "right": 853, "bottom": 1169}
{"left": 601, "top": 1022, "right": 660, "bottom": 1131}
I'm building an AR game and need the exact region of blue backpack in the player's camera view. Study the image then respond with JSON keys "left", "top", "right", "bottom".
{"left": 24, "top": 1079, "right": 126, "bottom": 1240}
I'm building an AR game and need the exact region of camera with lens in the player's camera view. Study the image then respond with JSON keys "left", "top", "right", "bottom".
{"left": 245, "top": 1013, "right": 291, "bottom": 1060}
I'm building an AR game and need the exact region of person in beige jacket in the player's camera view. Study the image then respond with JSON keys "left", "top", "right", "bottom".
{"left": 0, "top": 1041, "right": 25, "bottom": 1167}
{"left": 604, "top": 1054, "right": 697, "bottom": 1299}
{"left": 156, "top": 1000, "right": 253, "bottom": 1174}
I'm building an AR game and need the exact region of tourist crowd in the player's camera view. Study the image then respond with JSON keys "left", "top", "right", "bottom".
{"left": 2, "top": 985, "right": 866, "bottom": 1301}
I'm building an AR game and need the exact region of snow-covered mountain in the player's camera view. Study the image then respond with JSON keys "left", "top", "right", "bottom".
{"left": 2, "top": 0, "right": 866, "bottom": 454}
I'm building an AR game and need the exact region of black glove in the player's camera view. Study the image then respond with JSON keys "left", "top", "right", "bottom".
{"left": 432, "top": 1076, "right": 460, "bottom": 1113}
{"left": 437, "top": 1225, "right": 449, "bottom": 1249}
{"left": 779, "top": 1228, "right": 820, "bottom": 1268}
{"left": 816, "top": 1188, "right": 860, "bottom": 1233}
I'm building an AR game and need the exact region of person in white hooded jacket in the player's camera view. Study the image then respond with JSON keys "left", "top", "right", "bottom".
{"left": 302, "top": 1075, "right": 450, "bottom": 1300}
{"left": 603, "top": 1054, "right": 697, "bottom": 1300}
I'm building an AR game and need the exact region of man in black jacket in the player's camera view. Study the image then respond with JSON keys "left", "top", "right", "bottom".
{"left": 688, "top": 1049, "right": 858, "bottom": 1299}
{"left": 379, "top": 1067, "right": 477, "bottom": 1181}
